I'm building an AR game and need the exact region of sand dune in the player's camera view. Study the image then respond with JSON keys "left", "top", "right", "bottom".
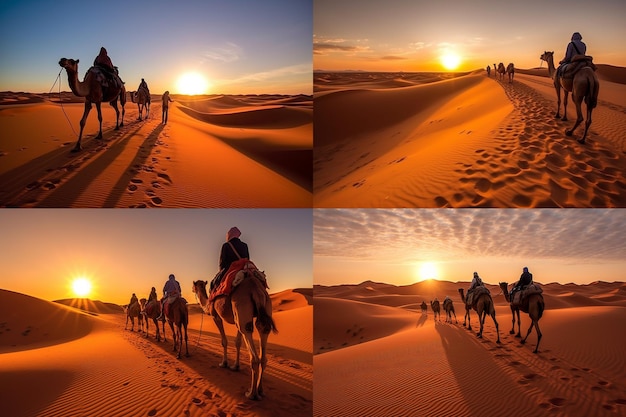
{"left": 314, "top": 280, "right": 626, "bottom": 417}
{"left": 0, "top": 288, "right": 312, "bottom": 417}
{"left": 314, "top": 67, "right": 626, "bottom": 207}
{"left": 0, "top": 92, "right": 312, "bottom": 208}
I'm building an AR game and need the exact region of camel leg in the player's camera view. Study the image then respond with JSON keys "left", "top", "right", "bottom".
{"left": 477, "top": 311, "right": 484, "bottom": 338}
{"left": 110, "top": 99, "right": 120, "bottom": 129}
{"left": 182, "top": 323, "right": 189, "bottom": 358}
{"left": 231, "top": 332, "right": 242, "bottom": 371}
{"left": 72, "top": 101, "right": 92, "bottom": 152}
{"left": 492, "top": 313, "right": 500, "bottom": 344}
{"left": 554, "top": 80, "right": 562, "bottom": 119}
{"left": 566, "top": 97, "right": 584, "bottom": 138}
{"left": 578, "top": 100, "right": 593, "bottom": 144}
{"left": 95, "top": 102, "right": 103, "bottom": 139}
{"left": 213, "top": 315, "right": 229, "bottom": 368}
{"left": 240, "top": 329, "right": 262, "bottom": 400}
{"left": 561, "top": 91, "right": 569, "bottom": 122}
{"left": 255, "top": 323, "right": 270, "bottom": 397}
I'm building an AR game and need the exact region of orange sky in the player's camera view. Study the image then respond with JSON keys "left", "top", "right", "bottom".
{"left": 314, "top": 0, "right": 626, "bottom": 72}
{"left": 314, "top": 209, "right": 626, "bottom": 286}
{"left": 0, "top": 209, "right": 312, "bottom": 304}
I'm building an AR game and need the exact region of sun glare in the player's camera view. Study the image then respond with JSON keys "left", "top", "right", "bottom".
{"left": 417, "top": 262, "right": 439, "bottom": 281}
{"left": 176, "top": 72, "right": 210, "bottom": 95}
{"left": 440, "top": 53, "right": 462, "bottom": 71}
{"left": 72, "top": 278, "right": 92, "bottom": 297}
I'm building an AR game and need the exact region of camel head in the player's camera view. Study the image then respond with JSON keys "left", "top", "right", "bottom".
{"left": 59, "top": 58, "right": 79, "bottom": 72}
{"left": 498, "top": 282, "right": 510, "bottom": 301}
{"left": 191, "top": 280, "right": 209, "bottom": 298}
{"left": 540, "top": 51, "right": 554, "bottom": 63}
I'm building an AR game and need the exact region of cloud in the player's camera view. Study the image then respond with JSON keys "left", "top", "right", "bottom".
{"left": 202, "top": 42, "right": 242, "bottom": 63}
{"left": 313, "top": 37, "right": 371, "bottom": 56}
{"left": 314, "top": 209, "right": 626, "bottom": 264}
{"left": 380, "top": 55, "right": 408, "bottom": 61}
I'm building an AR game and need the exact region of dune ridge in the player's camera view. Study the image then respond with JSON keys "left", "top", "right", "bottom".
{"left": 0, "top": 288, "right": 312, "bottom": 417}
{"left": 314, "top": 67, "right": 626, "bottom": 207}
{"left": 314, "top": 280, "right": 626, "bottom": 416}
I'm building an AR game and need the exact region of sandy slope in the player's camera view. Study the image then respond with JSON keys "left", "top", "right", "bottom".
{"left": 0, "top": 93, "right": 312, "bottom": 207}
{"left": 314, "top": 68, "right": 626, "bottom": 207}
{"left": 313, "top": 280, "right": 626, "bottom": 417}
{"left": 0, "top": 288, "right": 312, "bottom": 417}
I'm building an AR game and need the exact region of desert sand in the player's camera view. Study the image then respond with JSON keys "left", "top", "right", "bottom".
{"left": 314, "top": 65, "right": 626, "bottom": 207}
{"left": 0, "top": 288, "right": 312, "bottom": 417}
{"left": 313, "top": 280, "right": 626, "bottom": 417}
{"left": 0, "top": 92, "right": 312, "bottom": 207}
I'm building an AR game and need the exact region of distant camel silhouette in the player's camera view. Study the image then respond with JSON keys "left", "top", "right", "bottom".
{"left": 499, "top": 282, "right": 545, "bottom": 353}
{"left": 430, "top": 299, "right": 441, "bottom": 322}
{"left": 443, "top": 297, "right": 458, "bottom": 324}
{"left": 459, "top": 288, "right": 500, "bottom": 343}
{"left": 140, "top": 298, "right": 165, "bottom": 342}
{"left": 540, "top": 50, "right": 599, "bottom": 144}
{"left": 58, "top": 58, "right": 126, "bottom": 152}
{"left": 497, "top": 62, "right": 506, "bottom": 81}
{"left": 130, "top": 86, "right": 150, "bottom": 121}
{"left": 506, "top": 63, "right": 515, "bottom": 83}
{"left": 124, "top": 301, "right": 142, "bottom": 332}
{"left": 420, "top": 301, "right": 428, "bottom": 314}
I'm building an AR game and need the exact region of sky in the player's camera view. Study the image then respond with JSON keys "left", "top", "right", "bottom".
{"left": 0, "top": 209, "right": 312, "bottom": 304}
{"left": 314, "top": 209, "right": 626, "bottom": 287}
{"left": 314, "top": 0, "right": 626, "bottom": 72}
{"left": 0, "top": 0, "right": 312, "bottom": 94}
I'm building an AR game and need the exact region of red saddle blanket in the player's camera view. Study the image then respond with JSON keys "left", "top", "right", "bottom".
{"left": 210, "top": 259, "right": 267, "bottom": 302}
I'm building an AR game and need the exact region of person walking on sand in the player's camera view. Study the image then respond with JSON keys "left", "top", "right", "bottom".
{"left": 161, "top": 91, "right": 173, "bottom": 124}
{"left": 210, "top": 226, "right": 250, "bottom": 292}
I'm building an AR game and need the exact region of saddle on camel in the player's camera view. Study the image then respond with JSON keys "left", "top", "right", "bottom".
{"left": 510, "top": 283, "right": 543, "bottom": 313}
{"left": 466, "top": 286, "right": 490, "bottom": 309}
{"left": 210, "top": 242, "right": 268, "bottom": 304}
{"left": 559, "top": 55, "right": 597, "bottom": 80}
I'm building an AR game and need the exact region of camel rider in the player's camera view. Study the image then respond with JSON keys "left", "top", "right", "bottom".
{"left": 467, "top": 272, "right": 483, "bottom": 304}
{"left": 93, "top": 47, "right": 124, "bottom": 86}
{"left": 129, "top": 293, "right": 138, "bottom": 308}
{"left": 511, "top": 267, "right": 533, "bottom": 300}
{"left": 148, "top": 287, "right": 158, "bottom": 303}
{"left": 210, "top": 227, "right": 250, "bottom": 292}
{"left": 558, "top": 32, "right": 586, "bottom": 78}
{"left": 138, "top": 78, "right": 150, "bottom": 95}
{"left": 160, "top": 274, "right": 182, "bottom": 318}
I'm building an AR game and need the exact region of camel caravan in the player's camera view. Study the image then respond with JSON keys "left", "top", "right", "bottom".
{"left": 416, "top": 269, "right": 545, "bottom": 353}
{"left": 58, "top": 47, "right": 154, "bottom": 152}
{"left": 123, "top": 258, "right": 275, "bottom": 400}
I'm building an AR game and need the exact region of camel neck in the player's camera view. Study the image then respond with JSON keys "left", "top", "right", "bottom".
{"left": 65, "top": 67, "right": 90, "bottom": 97}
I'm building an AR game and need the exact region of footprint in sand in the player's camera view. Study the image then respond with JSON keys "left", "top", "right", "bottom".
{"left": 147, "top": 409, "right": 157, "bottom": 416}
{"left": 157, "top": 172, "right": 172, "bottom": 183}
{"left": 150, "top": 196, "right": 163, "bottom": 206}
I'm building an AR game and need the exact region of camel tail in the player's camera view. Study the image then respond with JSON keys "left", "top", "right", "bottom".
{"left": 252, "top": 286, "right": 278, "bottom": 334}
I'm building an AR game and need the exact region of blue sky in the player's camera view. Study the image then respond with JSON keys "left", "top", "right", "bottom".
{"left": 0, "top": 0, "right": 312, "bottom": 94}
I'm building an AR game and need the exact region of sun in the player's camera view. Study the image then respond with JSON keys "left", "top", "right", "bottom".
{"left": 72, "top": 277, "right": 92, "bottom": 297}
{"left": 176, "top": 72, "right": 211, "bottom": 95}
{"left": 440, "top": 53, "right": 462, "bottom": 71}
{"left": 417, "top": 262, "right": 439, "bottom": 282}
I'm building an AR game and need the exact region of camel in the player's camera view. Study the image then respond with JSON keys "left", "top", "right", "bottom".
{"left": 443, "top": 297, "right": 457, "bottom": 324}
{"left": 458, "top": 288, "right": 500, "bottom": 343}
{"left": 139, "top": 298, "right": 165, "bottom": 342}
{"left": 420, "top": 301, "right": 428, "bottom": 314}
{"left": 430, "top": 299, "right": 441, "bottom": 322}
{"left": 130, "top": 86, "right": 150, "bottom": 121}
{"left": 497, "top": 62, "right": 506, "bottom": 81}
{"left": 58, "top": 58, "right": 126, "bottom": 152}
{"left": 506, "top": 63, "right": 515, "bottom": 83}
{"left": 498, "top": 282, "right": 545, "bottom": 353}
{"left": 164, "top": 297, "right": 189, "bottom": 359}
{"left": 192, "top": 278, "right": 277, "bottom": 400}
{"left": 124, "top": 301, "right": 143, "bottom": 332}
{"left": 540, "top": 51, "right": 599, "bottom": 144}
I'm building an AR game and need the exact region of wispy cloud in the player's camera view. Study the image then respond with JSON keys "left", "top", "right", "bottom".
{"left": 313, "top": 36, "right": 371, "bottom": 56}
{"left": 202, "top": 42, "right": 243, "bottom": 63}
{"left": 314, "top": 209, "right": 626, "bottom": 264}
